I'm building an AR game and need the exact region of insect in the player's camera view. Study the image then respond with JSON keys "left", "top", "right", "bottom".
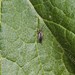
{"left": 38, "top": 29, "right": 43, "bottom": 43}
{"left": 37, "top": 17, "right": 43, "bottom": 43}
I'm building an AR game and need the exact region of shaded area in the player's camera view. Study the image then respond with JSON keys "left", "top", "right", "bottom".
{"left": 44, "top": 20, "right": 75, "bottom": 73}
{"left": 30, "top": 0, "right": 75, "bottom": 34}
{"left": 30, "top": 0, "right": 75, "bottom": 74}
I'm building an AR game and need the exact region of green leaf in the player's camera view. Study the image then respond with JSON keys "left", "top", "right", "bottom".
{"left": 30, "top": 0, "right": 75, "bottom": 74}
{"left": 0, "top": 0, "right": 75, "bottom": 75}
{"left": 0, "top": 0, "right": 2, "bottom": 75}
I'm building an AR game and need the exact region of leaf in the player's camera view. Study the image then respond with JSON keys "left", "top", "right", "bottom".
{"left": 0, "top": 0, "right": 75, "bottom": 75}
{"left": 30, "top": 0, "right": 75, "bottom": 74}
{"left": 0, "top": 0, "right": 2, "bottom": 75}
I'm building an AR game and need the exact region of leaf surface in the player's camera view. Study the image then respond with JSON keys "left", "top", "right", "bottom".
{"left": 0, "top": 0, "right": 75, "bottom": 75}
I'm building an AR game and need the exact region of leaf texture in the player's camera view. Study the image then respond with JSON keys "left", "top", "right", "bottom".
{"left": 0, "top": 0, "right": 75, "bottom": 75}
